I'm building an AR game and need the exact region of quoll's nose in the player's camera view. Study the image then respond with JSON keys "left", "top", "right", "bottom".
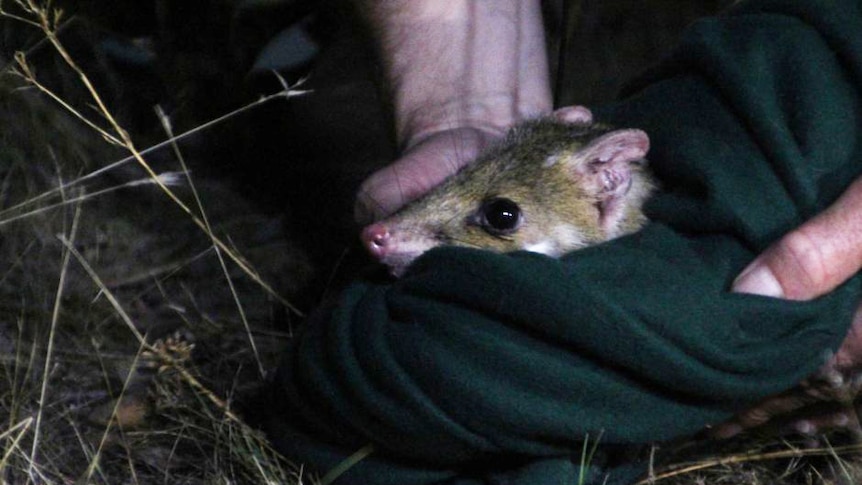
{"left": 361, "top": 223, "right": 391, "bottom": 259}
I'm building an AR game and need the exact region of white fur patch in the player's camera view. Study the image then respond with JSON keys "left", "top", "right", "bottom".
{"left": 524, "top": 240, "right": 556, "bottom": 255}
{"left": 543, "top": 154, "right": 560, "bottom": 168}
{"left": 523, "top": 224, "right": 587, "bottom": 257}
{"left": 380, "top": 235, "right": 440, "bottom": 277}
{"left": 390, "top": 237, "right": 438, "bottom": 255}
{"left": 551, "top": 224, "right": 586, "bottom": 250}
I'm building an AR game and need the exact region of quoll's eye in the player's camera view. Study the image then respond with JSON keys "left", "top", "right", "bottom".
{"left": 479, "top": 197, "right": 522, "bottom": 235}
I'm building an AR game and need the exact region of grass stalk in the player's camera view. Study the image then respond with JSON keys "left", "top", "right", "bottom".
{"left": 2, "top": 0, "right": 306, "bottom": 317}
{"left": 155, "top": 105, "right": 264, "bottom": 377}
{"left": 635, "top": 441, "right": 862, "bottom": 484}
{"left": 27, "top": 193, "right": 81, "bottom": 482}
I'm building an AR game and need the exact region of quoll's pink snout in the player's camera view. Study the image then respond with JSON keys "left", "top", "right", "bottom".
{"left": 361, "top": 223, "right": 391, "bottom": 260}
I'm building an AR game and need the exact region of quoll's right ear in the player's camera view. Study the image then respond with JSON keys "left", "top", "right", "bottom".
{"left": 552, "top": 106, "right": 593, "bottom": 125}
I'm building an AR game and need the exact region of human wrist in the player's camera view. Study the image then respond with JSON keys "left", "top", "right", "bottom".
{"left": 397, "top": 96, "right": 534, "bottom": 152}
{"left": 363, "top": 0, "right": 552, "bottom": 150}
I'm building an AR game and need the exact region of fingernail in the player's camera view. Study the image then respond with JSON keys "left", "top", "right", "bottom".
{"left": 833, "top": 413, "right": 849, "bottom": 426}
{"left": 712, "top": 423, "right": 741, "bottom": 439}
{"left": 795, "top": 420, "right": 815, "bottom": 434}
{"left": 732, "top": 261, "right": 785, "bottom": 298}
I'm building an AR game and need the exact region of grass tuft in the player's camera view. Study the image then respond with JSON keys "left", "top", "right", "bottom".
{"left": 0, "top": 2, "right": 310, "bottom": 483}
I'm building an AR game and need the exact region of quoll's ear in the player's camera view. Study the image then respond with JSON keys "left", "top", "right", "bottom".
{"left": 572, "top": 129, "right": 649, "bottom": 200}
{"left": 552, "top": 105, "right": 593, "bottom": 125}
{"left": 568, "top": 129, "right": 650, "bottom": 236}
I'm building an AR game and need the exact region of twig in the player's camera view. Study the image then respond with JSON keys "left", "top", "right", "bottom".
{"left": 57, "top": 234, "right": 244, "bottom": 425}
{"left": 155, "top": 105, "right": 265, "bottom": 377}
{"left": 0, "top": 172, "right": 184, "bottom": 227}
{"left": 634, "top": 442, "right": 862, "bottom": 484}
{"left": 0, "top": 85, "right": 307, "bottom": 224}
{"left": 0, "top": 418, "right": 33, "bottom": 471}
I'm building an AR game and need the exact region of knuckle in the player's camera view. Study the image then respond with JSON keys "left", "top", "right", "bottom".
{"left": 777, "top": 228, "right": 830, "bottom": 291}
{"left": 738, "top": 406, "right": 777, "bottom": 427}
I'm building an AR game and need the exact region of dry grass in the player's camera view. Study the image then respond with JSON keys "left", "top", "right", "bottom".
{"left": 642, "top": 434, "right": 862, "bottom": 485}
{"left": 0, "top": 2, "right": 311, "bottom": 483}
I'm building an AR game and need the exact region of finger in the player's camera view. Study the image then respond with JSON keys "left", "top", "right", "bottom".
{"left": 790, "top": 409, "right": 858, "bottom": 435}
{"left": 552, "top": 105, "right": 593, "bottom": 124}
{"left": 354, "top": 142, "right": 474, "bottom": 223}
{"left": 732, "top": 176, "right": 862, "bottom": 300}
{"left": 711, "top": 391, "right": 817, "bottom": 438}
{"left": 354, "top": 128, "right": 493, "bottom": 224}
{"left": 354, "top": 160, "right": 427, "bottom": 224}
{"left": 833, "top": 303, "right": 862, "bottom": 370}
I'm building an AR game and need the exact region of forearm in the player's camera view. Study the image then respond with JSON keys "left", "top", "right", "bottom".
{"left": 359, "top": 0, "right": 552, "bottom": 150}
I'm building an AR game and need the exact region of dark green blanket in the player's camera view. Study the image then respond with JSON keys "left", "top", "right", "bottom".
{"left": 264, "top": 0, "right": 862, "bottom": 483}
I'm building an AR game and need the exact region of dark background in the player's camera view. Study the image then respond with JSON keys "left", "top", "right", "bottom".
{"left": 0, "top": 0, "right": 734, "bottom": 307}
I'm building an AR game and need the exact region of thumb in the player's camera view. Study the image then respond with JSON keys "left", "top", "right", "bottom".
{"left": 732, "top": 177, "right": 862, "bottom": 300}
{"left": 354, "top": 128, "right": 495, "bottom": 224}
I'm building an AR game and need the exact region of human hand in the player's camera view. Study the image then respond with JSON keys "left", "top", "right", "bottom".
{"left": 711, "top": 312, "right": 862, "bottom": 439}
{"left": 354, "top": 0, "right": 553, "bottom": 223}
{"left": 713, "top": 176, "right": 862, "bottom": 438}
{"left": 354, "top": 126, "right": 501, "bottom": 224}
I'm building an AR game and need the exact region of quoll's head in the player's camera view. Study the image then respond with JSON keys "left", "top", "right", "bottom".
{"left": 361, "top": 115, "right": 654, "bottom": 277}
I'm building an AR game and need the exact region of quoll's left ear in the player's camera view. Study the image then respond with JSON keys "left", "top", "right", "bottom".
{"left": 574, "top": 129, "right": 649, "bottom": 200}
{"left": 569, "top": 129, "right": 650, "bottom": 236}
